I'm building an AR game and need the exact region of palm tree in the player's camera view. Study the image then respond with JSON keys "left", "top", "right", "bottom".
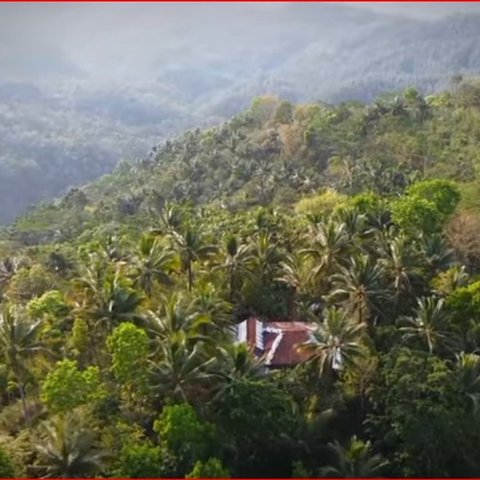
{"left": 35, "top": 414, "right": 107, "bottom": 478}
{"left": 216, "top": 342, "right": 266, "bottom": 383}
{"left": 299, "top": 306, "right": 366, "bottom": 378}
{"left": 170, "top": 228, "right": 217, "bottom": 292}
{"left": 0, "top": 305, "right": 45, "bottom": 417}
{"left": 149, "top": 330, "right": 216, "bottom": 402}
{"left": 329, "top": 255, "right": 388, "bottom": 325}
{"left": 379, "top": 236, "right": 422, "bottom": 301}
{"left": 190, "top": 283, "right": 233, "bottom": 334}
{"left": 432, "top": 265, "right": 469, "bottom": 296}
{"left": 144, "top": 293, "right": 211, "bottom": 345}
{"left": 159, "top": 202, "right": 184, "bottom": 233}
{"left": 457, "top": 352, "right": 480, "bottom": 416}
{"left": 132, "top": 234, "right": 177, "bottom": 297}
{"left": 417, "top": 234, "right": 454, "bottom": 274}
{"left": 0, "top": 256, "right": 29, "bottom": 294}
{"left": 334, "top": 208, "right": 368, "bottom": 241}
{"left": 301, "top": 220, "right": 349, "bottom": 291}
{"left": 248, "top": 231, "right": 288, "bottom": 283}
{"left": 319, "top": 435, "right": 388, "bottom": 477}
{"left": 276, "top": 254, "right": 311, "bottom": 317}
{"left": 214, "top": 234, "right": 253, "bottom": 301}
{"left": 398, "top": 296, "right": 453, "bottom": 354}
{"left": 77, "top": 262, "right": 143, "bottom": 332}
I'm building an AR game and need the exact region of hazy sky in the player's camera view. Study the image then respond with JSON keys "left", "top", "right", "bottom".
{"left": 2, "top": 2, "right": 480, "bottom": 82}
{"left": 352, "top": 2, "right": 480, "bottom": 18}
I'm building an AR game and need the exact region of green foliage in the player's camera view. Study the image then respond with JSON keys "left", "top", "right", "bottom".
{"left": 249, "top": 96, "right": 280, "bottom": 125}
{"left": 0, "top": 448, "right": 16, "bottom": 478}
{"left": 291, "top": 460, "right": 313, "bottom": 478}
{"left": 319, "top": 436, "right": 388, "bottom": 477}
{"left": 391, "top": 195, "right": 442, "bottom": 233}
{"left": 446, "top": 280, "right": 480, "bottom": 320}
{"left": 70, "top": 318, "right": 90, "bottom": 358}
{"left": 370, "top": 348, "right": 479, "bottom": 477}
{"left": 294, "top": 189, "right": 348, "bottom": 218}
{"left": 41, "top": 360, "right": 104, "bottom": 413}
{"left": 5, "top": 264, "right": 55, "bottom": 302}
{"left": 27, "top": 290, "right": 70, "bottom": 320}
{"left": 114, "top": 443, "right": 177, "bottom": 478}
{"left": 186, "top": 458, "right": 230, "bottom": 479}
{"left": 107, "top": 322, "right": 149, "bottom": 389}
{"left": 349, "top": 191, "right": 384, "bottom": 215}
{"left": 35, "top": 413, "right": 107, "bottom": 478}
{"left": 213, "top": 378, "right": 296, "bottom": 454}
{"left": 4, "top": 82, "right": 480, "bottom": 478}
{"left": 154, "top": 403, "right": 218, "bottom": 472}
{"left": 407, "top": 179, "right": 460, "bottom": 218}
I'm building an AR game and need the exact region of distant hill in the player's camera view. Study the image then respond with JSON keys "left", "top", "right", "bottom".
{"left": 8, "top": 79, "right": 480, "bottom": 247}
{"left": 2, "top": 4, "right": 480, "bottom": 222}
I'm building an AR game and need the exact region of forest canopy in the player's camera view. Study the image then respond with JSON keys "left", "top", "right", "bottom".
{"left": 2, "top": 81, "right": 480, "bottom": 477}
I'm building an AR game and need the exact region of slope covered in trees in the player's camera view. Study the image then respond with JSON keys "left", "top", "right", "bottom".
{"left": 1, "top": 81, "right": 480, "bottom": 477}
{"left": 8, "top": 79, "right": 480, "bottom": 245}
{"left": 3, "top": 3, "right": 480, "bottom": 222}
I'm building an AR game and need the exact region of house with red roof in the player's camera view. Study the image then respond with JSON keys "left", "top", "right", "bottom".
{"left": 235, "top": 316, "right": 316, "bottom": 368}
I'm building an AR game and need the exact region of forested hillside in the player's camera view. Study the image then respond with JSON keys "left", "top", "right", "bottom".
{"left": 1, "top": 82, "right": 480, "bottom": 477}
{"left": 3, "top": 3, "right": 480, "bottom": 222}
{"left": 9, "top": 79, "right": 480, "bottom": 245}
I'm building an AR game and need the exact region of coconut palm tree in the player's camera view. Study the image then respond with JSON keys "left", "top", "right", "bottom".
{"left": 299, "top": 306, "right": 366, "bottom": 378}
{"left": 248, "top": 231, "right": 287, "bottom": 282}
{"left": 77, "top": 262, "right": 143, "bottom": 333}
{"left": 170, "top": 228, "right": 217, "bottom": 292}
{"left": 214, "top": 234, "right": 253, "bottom": 301}
{"left": 329, "top": 255, "right": 389, "bottom": 325}
{"left": 379, "top": 236, "right": 422, "bottom": 301}
{"left": 144, "top": 293, "right": 211, "bottom": 346}
{"left": 334, "top": 208, "right": 368, "bottom": 242}
{"left": 301, "top": 220, "right": 349, "bottom": 291}
{"left": 159, "top": 202, "right": 184, "bottom": 233}
{"left": 432, "top": 265, "right": 469, "bottom": 297}
{"left": 190, "top": 283, "right": 233, "bottom": 334}
{"left": 149, "top": 330, "right": 216, "bottom": 402}
{"left": 417, "top": 234, "right": 454, "bottom": 275}
{"left": 35, "top": 414, "right": 107, "bottom": 478}
{"left": 0, "top": 256, "right": 29, "bottom": 294}
{"left": 276, "top": 253, "right": 312, "bottom": 317}
{"left": 0, "top": 305, "right": 45, "bottom": 418}
{"left": 319, "top": 435, "right": 388, "bottom": 477}
{"left": 457, "top": 352, "right": 480, "bottom": 416}
{"left": 132, "top": 234, "right": 177, "bottom": 297}
{"left": 216, "top": 342, "right": 266, "bottom": 383}
{"left": 398, "top": 296, "right": 453, "bottom": 354}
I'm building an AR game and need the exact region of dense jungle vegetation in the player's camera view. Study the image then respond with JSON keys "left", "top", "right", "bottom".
{"left": 2, "top": 81, "right": 480, "bottom": 477}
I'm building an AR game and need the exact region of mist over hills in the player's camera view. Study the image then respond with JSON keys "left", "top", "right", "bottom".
{"left": 2, "top": 3, "right": 480, "bottom": 222}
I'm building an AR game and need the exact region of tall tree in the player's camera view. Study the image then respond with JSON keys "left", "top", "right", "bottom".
{"left": 0, "top": 305, "right": 45, "bottom": 418}
{"left": 299, "top": 306, "right": 366, "bottom": 378}
{"left": 214, "top": 234, "right": 253, "bottom": 301}
{"left": 301, "top": 220, "right": 349, "bottom": 293}
{"left": 132, "top": 234, "right": 176, "bottom": 297}
{"left": 330, "top": 255, "right": 388, "bottom": 325}
{"left": 170, "top": 228, "right": 217, "bottom": 292}
{"left": 319, "top": 436, "right": 388, "bottom": 477}
{"left": 399, "top": 296, "right": 453, "bottom": 354}
{"left": 35, "top": 414, "right": 107, "bottom": 478}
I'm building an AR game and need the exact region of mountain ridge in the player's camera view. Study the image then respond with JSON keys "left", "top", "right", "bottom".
{"left": 2, "top": 5, "right": 480, "bottom": 222}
